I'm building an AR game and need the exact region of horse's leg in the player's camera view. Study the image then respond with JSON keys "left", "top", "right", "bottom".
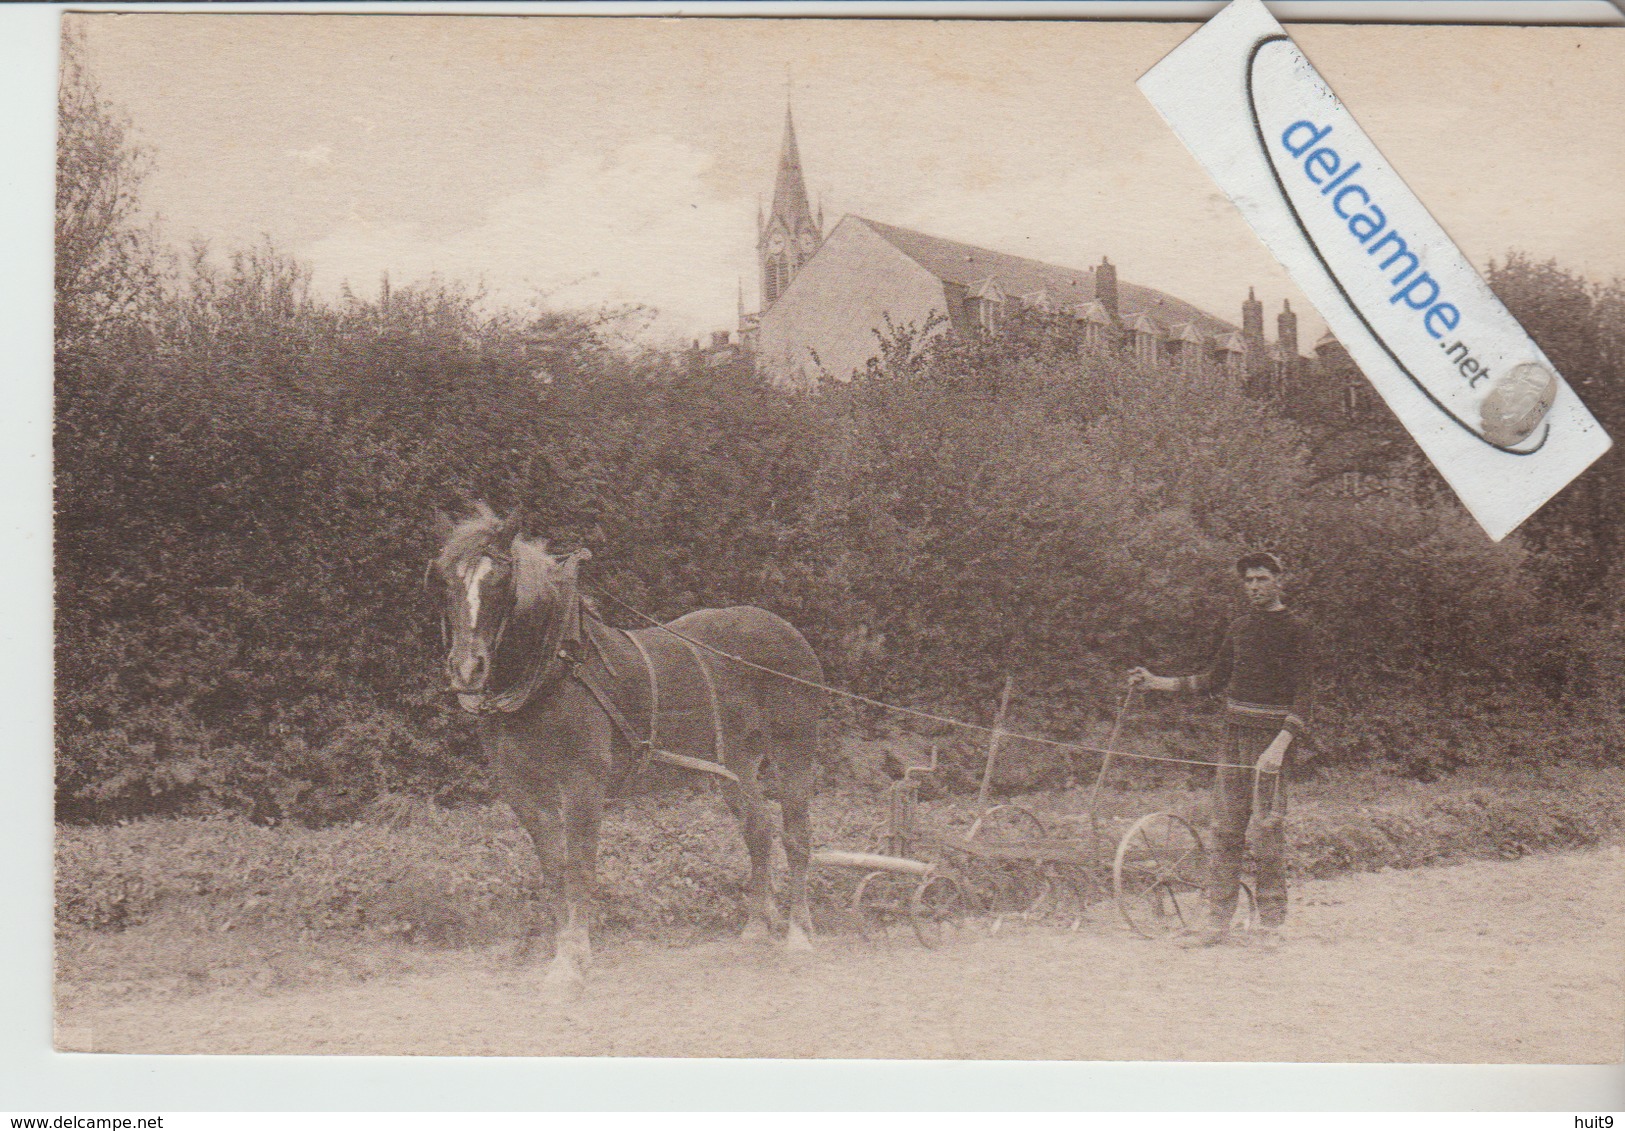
{"left": 776, "top": 776, "right": 812, "bottom": 955}
{"left": 544, "top": 767, "right": 604, "bottom": 997}
{"left": 776, "top": 744, "right": 817, "bottom": 954}
{"left": 510, "top": 798, "right": 566, "bottom": 964}
{"left": 719, "top": 762, "right": 781, "bottom": 943}
{"left": 490, "top": 730, "right": 565, "bottom": 964}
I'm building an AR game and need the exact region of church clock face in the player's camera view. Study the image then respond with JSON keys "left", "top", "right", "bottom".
{"left": 767, "top": 231, "right": 786, "bottom": 254}
{"left": 798, "top": 232, "right": 817, "bottom": 255}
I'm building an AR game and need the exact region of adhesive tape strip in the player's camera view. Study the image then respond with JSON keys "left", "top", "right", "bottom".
{"left": 1138, "top": 0, "right": 1611, "bottom": 541}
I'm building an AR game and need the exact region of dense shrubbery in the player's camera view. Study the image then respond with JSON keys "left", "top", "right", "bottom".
{"left": 54, "top": 39, "right": 1623, "bottom": 823}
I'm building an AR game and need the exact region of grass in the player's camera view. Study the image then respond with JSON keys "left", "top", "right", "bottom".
{"left": 55, "top": 757, "right": 1625, "bottom": 999}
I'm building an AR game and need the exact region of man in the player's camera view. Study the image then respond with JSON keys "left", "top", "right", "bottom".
{"left": 1128, "top": 551, "right": 1311, "bottom": 949}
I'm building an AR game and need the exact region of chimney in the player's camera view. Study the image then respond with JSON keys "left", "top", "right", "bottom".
{"left": 1277, "top": 299, "right": 1299, "bottom": 359}
{"left": 1096, "top": 257, "right": 1118, "bottom": 318}
{"left": 710, "top": 330, "right": 731, "bottom": 351}
{"left": 1242, "top": 287, "right": 1264, "bottom": 343}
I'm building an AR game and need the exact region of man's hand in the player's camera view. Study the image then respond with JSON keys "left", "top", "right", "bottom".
{"left": 1127, "top": 667, "right": 1179, "bottom": 693}
{"left": 1255, "top": 730, "right": 1292, "bottom": 773}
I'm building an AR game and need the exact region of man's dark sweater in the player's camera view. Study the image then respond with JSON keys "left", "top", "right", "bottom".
{"left": 1184, "top": 608, "right": 1313, "bottom": 738}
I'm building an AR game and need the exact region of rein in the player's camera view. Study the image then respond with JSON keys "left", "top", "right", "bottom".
{"left": 588, "top": 586, "right": 1270, "bottom": 774}
{"left": 447, "top": 547, "right": 1267, "bottom": 784}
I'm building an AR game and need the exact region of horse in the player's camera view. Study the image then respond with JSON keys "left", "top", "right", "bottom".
{"left": 431, "top": 504, "right": 823, "bottom": 996}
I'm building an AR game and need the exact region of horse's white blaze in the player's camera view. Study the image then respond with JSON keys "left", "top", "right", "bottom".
{"left": 463, "top": 557, "right": 494, "bottom": 626}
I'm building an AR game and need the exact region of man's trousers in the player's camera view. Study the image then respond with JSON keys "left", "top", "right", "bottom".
{"left": 1208, "top": 722, "right": 1288, "bottom": 929}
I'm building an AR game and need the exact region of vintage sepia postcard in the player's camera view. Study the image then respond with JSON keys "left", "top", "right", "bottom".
{"left": 48, "top": 9, "right": 1625, "bottom": 1075}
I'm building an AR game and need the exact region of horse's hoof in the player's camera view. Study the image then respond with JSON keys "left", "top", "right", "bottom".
{"left": 786, "top": 923, "right": 815, "bottom": 954}
{"left": 540, "top": 960, "right": 585, "bottom": 1003}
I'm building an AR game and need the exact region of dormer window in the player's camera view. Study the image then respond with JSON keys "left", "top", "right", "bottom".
{"left": 1169, "top": 323, "right": 1206, "bottom": 374}
{"left": 965, "top": 278, "right": 1006, "bottom": 333}
{"left": 1124, "top": 313, "right": 1160, "bottom": 367}
{"left": 1214, "top": 331, "right": 1246, "bottom": 378}
{"left": 1075, "top": 301, "right": 1112, "bottom": 351}
{"left": 961, "top": 296, "right": 1003, "bottom": 332}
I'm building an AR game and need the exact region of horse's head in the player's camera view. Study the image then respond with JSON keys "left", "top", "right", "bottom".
{"left": 431, "top": 504, "right": 591, "bottom": 699}
{"left": 433, "top": 504, "right": 521, "bottom": 694}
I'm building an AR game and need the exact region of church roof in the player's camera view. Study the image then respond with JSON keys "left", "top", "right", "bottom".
{"left": 855, "top": 217, "right": 1235, "bottom": 338}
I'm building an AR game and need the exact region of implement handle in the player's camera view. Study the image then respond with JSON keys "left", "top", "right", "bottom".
{"left": 976, "top": 675, "right": 1016, "bottom": 807}
{"left": 1087, "top": 685, "right": 1138, "bottom": 846}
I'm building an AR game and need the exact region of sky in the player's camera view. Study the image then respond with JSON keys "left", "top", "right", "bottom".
{"left": 74, "top": 15, "right": 1625, "bottom": 348}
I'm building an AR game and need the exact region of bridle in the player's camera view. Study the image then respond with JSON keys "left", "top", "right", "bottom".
{"left": 435, "top": 546, "right": 510, "bottom": 640}
{"left": 440, "top": 544, "right": 582, "bottom": 715}
{"left": 434, "top": 547, "right": 515, "bottom": 686}
{"left": 472, "top": 549, "right": 518, "bottom": 661}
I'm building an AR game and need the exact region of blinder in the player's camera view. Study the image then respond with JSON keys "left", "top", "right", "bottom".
{"left": 450, "top": 541, "right": 592, "bottom": 714}
{"left": 424, "top": 558, "right": 450, "bottom": 650}
{"left": 429, "top": 540, "right": 522, "bottom": 664}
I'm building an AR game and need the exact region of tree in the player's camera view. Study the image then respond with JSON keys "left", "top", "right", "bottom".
{"left": 55, "top": 23, "right": 157, "bottom": 353}
{"left": 1488, "top": 256, "right": 1625, "bottom": 606}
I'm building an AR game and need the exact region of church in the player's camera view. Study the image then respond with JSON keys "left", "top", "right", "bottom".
{"left": 723, "top": 106, "right": 1363, "bottom": 420}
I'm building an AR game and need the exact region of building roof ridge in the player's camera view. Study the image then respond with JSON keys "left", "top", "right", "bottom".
{"left": 850, "top": 215, "right": 1235, "bottom": 337}
{"left": 857, "top": 216, "right": 1090, "bottom": 282}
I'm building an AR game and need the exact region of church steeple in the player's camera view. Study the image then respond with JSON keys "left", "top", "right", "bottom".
{"left": 771, "top": 106, "right": 816, "bottom": 235}
{"left": 759, "top": 103, "right": 823, "bottom": 310}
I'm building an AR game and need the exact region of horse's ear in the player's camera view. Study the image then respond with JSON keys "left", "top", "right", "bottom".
{"left": 498, "top": 509, "right": 523, "bottom": 547}
{"left": 564, "top": 546, "right": 593, "bottom": 574}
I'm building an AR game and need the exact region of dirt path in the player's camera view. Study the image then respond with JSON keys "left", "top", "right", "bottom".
{"left": 57, "top": 846, "right": 1625, "bottom": 1062}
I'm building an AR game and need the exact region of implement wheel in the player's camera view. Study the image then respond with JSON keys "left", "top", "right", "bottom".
{"left": 910, "top": 873, "right": 965, "bottom": 949}
{"left": 852, "top": 870, "right": 911, "bottom": 945}
{"left": 967, "top": 804, "right": 1050, "bottom": 915}
{"left": 1113, "top": 812, "right": 1207, "bottom": 939}
{"left": 967, "top": 803, "right": 1047, "bottom": 843}
{"left": 1030, "top": 864, "right": 1093, "bottom": 931}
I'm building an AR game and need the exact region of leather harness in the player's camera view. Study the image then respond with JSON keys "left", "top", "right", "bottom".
{"left": 456, "top": 551, "right": 738, "bottom": 786}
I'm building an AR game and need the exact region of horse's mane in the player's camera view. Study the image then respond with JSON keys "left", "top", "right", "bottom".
{"left": 435, "top": 503, "right": 559, "bottom": 578}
